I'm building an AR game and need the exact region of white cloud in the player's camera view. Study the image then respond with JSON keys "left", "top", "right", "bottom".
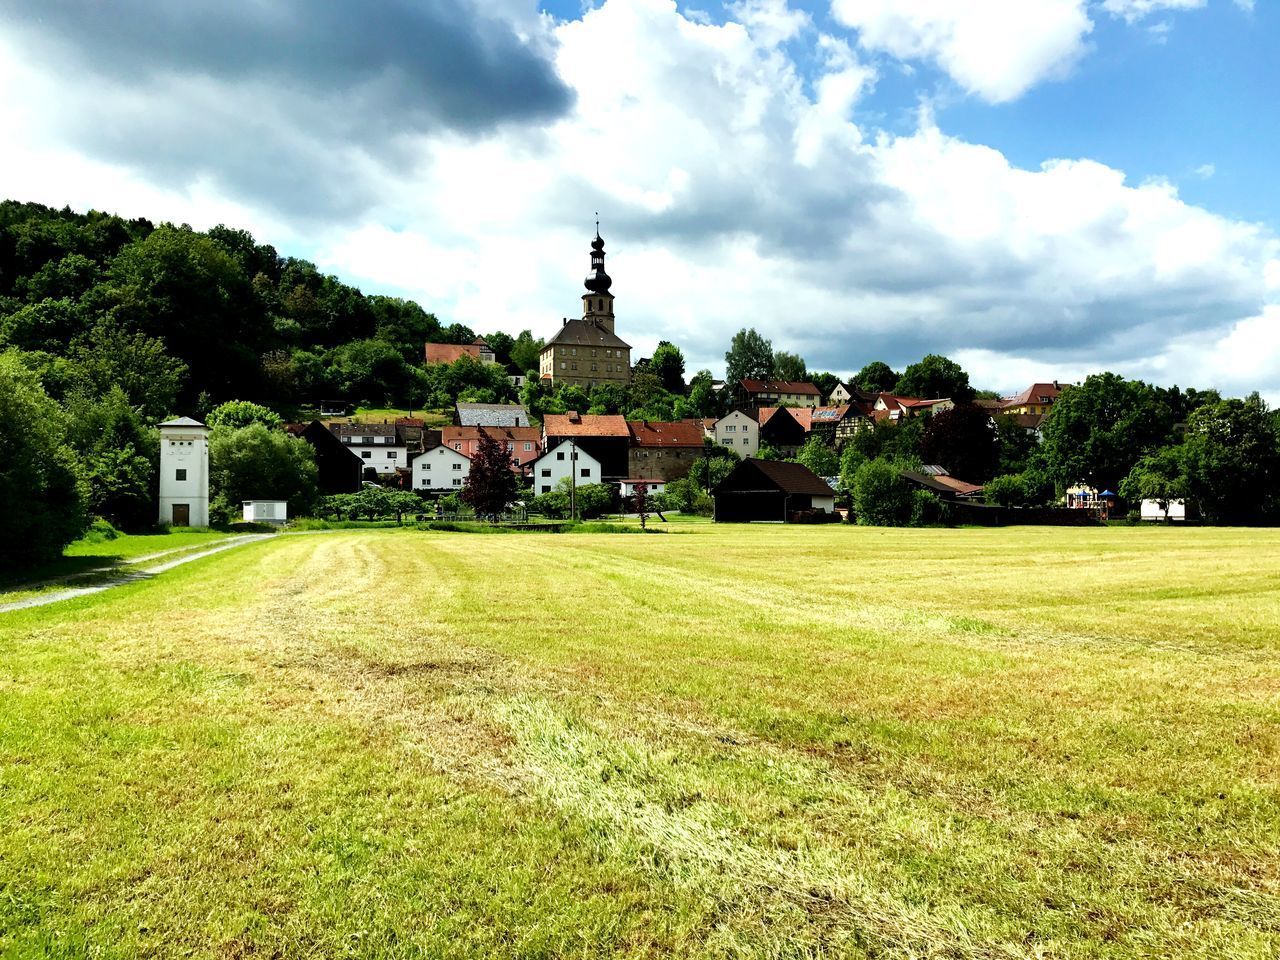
{"left": 1, "top": 0, "right": 1276, "bottom": 398}
{"left": 1194, "top": 163, "right": 1216, "bottom": 179}
{"left": 1101, "top": 0, "right": 1205, "bottom": 25}
{"left": 830, "top": 0, "right": 1093, "bottom": 103}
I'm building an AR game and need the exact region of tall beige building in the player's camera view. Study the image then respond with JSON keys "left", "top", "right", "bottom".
{"left": 539, "top": 232, "right": 631, "bottom": 390}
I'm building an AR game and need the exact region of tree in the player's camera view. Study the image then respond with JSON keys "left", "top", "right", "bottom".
{"left": 460, "top": 429, "right": 521, "bottom": 517}
{"left": 724, "top": 328, "right": 774, "bottom": 385}
{"left": 772, "top": 350, "right": 807, "bottom": 383}
{"left": 686, "top": 369, "right": 721, "bottom": 418}
{"left": 649, "top": 341, "right": 686, "bottom": 394}
{"left": 1119, "top": 446, "right": 1188, "bottom": 517}
{"left": 983, "top": 473, "right": 1052, "bottom": 508}
{"left": 0, "top": 351, "right": 89, "bottom": 566}
{"left": 633, "top": 480, "right": 650, "bottom": 529}
{"left": 896, "top": 354, "right": 975, "bottom": 403}
{"left": 795, "top": 435, "right": 838, "bottom": 477}
{"left": 1182, "top": 395, "right": 1279, "bottom": 524}
{"left": 209, "top": 423, "right": 319, "bottom": 524}
{"left": 851, "top": 460, "right": 912, "bottom": 526}
{"left": 920, "top": 404, "right": 999, "bottom": 481}
{"left": 63, "top": 386, "right": 158, "bottom": 530}
{"left": 205, "top": 400, "right": 283, "bottom": 431}
{"left": 854, "top": 361, "right": 899, "bottom": 393}
{"left": 1040, "top": 373, "right": 1177, "bottom": 493}
{"left": 67, "top": 319, "right": 187, "bottom": 421}
{"left": 509, "top": 330, "right": 544, "bottom": 374}
{"left": 994, "top": 414, "right": 1040, "bottom": 476}
{"left": 810, "top": 371, "right": 840, "bottom": 402}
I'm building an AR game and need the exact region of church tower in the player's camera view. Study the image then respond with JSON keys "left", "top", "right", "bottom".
{"left": 582, "top": 230, "right": 615, "bottom": 334}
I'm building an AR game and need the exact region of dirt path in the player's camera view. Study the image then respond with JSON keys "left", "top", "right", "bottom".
{"left": 0, "top": 534, "right": 276, "bottom": 613}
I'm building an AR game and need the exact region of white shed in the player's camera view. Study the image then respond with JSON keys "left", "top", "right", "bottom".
{"left": 243, "top": 500, "right": 288, "bottom": 524}
{"left": 1140, "top": 499, "right": 1190, "bottom": 521}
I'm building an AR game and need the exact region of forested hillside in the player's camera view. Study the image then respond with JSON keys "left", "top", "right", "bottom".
{"left": 0, "top": 199, "right": 545, "bottom": 415}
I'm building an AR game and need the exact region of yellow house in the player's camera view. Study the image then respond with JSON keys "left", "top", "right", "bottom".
{"left": 1003, "top": 382, "right": 1063, "bottom": 417}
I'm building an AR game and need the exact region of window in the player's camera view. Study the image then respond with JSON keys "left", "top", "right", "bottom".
{"left": 571, "top": 362, "right": 578, "bottom": 370}
{"left": 560, "top": 361, "right": 566, "bottom": 370}
{"left": 452, "top": 463, "right": 462, "bottom": 471}
{"left": 726, "top": 425, "right": 736, "bottom": 433}
{"left": 175, "top": 469, "right": 187, "bottom": 481}
{"left": 524, "top": 442, "right": 532, "bottom": 451}
{"left": 592, "top": 349, "right": 597, "bottom": 358}
{"left": 556, "top": 452, "right": 565, "bottom": 461}
{"left": 361, "top": 451, "right": 371, "bottom": 459}
{"left": 453, "top": 478, "right": 462, "bottom": 487}
{"left": 507, "top": 442, "right": 514, "bottom": 451}
{"left": 387, "top": 451, "right": 397, "bottom": 460}
{"left": 541, "top": 485, "right": 551, "bottom": 493}
{"left": 580, "top": 468, "right": 590, "bottom": 478}
{"left": 541, "top": 468, "right": 551, "bottom": 477}
{"left": 454, "top": 442, "right": 462, "bottom": 451}
{"left": 421, "top": 462, "right": 431, "bottom": 470}
{"left": 571, "top": 348, "right": 577, "bottom": 356}
{"left": 591, "top": 363, "right": 597, "bottom": 371}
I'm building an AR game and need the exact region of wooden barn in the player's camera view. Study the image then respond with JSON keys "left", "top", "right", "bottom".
{"left": 712, "top": 459, "right": 836, "bottom": 523}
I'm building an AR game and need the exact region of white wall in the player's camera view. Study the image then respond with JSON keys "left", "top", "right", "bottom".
{"left": 714, "top": 410, "right": 758, "bottom": 456}
{"left": 158, "top": 424, "right": 210, "bottom": 527}
{"left": 347, "top": 443, "right": 409, "bottom": 475}
{"left": 412, "top": 445, "right": 471, "bottom": 490}
{"left": 532, "top": 441, "right": 601, "bottom": 495}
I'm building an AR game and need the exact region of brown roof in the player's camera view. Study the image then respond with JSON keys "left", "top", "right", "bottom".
{"left": 543, "top": 318, "right": 631, "bottom": 350}
{"left": 756, "top": 406, "right": 812, "bottom": 431}
{"left": 899, "top": 397, "right": 949, "bottom": 409}
{"left": 442, "top": 425, "right": 542, "bottom": 445}
{"left": 542, "top": 413, "right": 631, "bottom": 438}
{"left": 425, "top": 343, "right": 481, "bottom": 364}
{"left": 396, "top": 417, "right": 425, "bottom": 427}
{"left": 627, "top": 420, "right": 705, "bottom": 448}
{"left": 901, "top": 471, "right": 983, "bottom": 497}
{"left": 739, "top": 379, "right": 821, "bottom": 396}
{"left": 999, "top": 412, "right": 1046, "bottom": 430}
{"left": 1003, "top": 382, "right": 1062, "bottom": 407}
{"left": 728, "top": 459, "right": 834, "bottom": 496}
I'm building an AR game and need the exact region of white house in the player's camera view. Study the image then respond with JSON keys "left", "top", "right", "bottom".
{"left": 618, "top": 479, "right": 666, "bottom": 497}
{"left": 1141, "top": 499, "right": 1191, "bottom": 521}
{"left": 714, "top": 409, "right": 759, "bottom": 456}
{"left": 411, "top": 444, "right": 471, "bottom": 491}
{"left": 332, "top": 423, "right": 408, "bottom": 476}
{"left": 158, "top": 416, "right": 210, "bottom": 527}
{"left": 243, "top": 500, "right": 288, "bottom": 524}
{"left": 531, "top": 441, "right": 601, "bottom": 495}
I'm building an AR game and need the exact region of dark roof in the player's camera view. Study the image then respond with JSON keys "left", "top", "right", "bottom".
{"left": 544, "top": 317, "right": 631, "bottom": 350}
{"left": 715, "top": 459, "right": 835, "bottom": 497}
{"left": 455, "top": 403, "right": 531, "bottom": 428}
{"left": 901, "top": 470, "right": 984, "bottom": 498}
{"left": 739, "top": 379, "right": 821, "bottom": 396}
{"left": 331, "top": 422, "right": 397, "bottom": 439}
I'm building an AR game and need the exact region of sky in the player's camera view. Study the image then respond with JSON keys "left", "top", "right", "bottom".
{"left": 1, "top": 0, "right": 1277, "bottom": 397}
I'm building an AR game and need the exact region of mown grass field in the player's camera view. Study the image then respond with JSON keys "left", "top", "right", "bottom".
{"left": 2, "top": 525, "right": 1278, "bottom": 958}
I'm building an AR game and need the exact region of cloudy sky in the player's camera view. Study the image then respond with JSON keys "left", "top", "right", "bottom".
{"left": 2, "top": 0, "right": 1277, "bottom": 396}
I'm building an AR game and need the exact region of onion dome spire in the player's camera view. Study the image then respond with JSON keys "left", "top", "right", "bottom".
{"left": 584, "top": 216, "right": 612, "bottom": 294}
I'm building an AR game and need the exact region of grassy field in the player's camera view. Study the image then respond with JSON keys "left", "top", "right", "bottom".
{"left": 1, "top": 525, "right": 1278, "bottom": 958}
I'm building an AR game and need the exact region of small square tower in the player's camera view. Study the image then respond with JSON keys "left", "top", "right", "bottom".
{"left": 158, "top": 416, "right": 211, "bottom": 527}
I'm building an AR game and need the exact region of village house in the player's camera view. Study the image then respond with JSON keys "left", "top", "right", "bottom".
{"left": 410, "top": 444, "right": 471, "bottom": 492}
{"left": 287, "top": 420, "right": 364, "bottom": 494}
{"left": 808, "top": 405, "right": 865, "bottom": 447}
{"left": 826, "top": 382, "right": 857, "bottom": 405}
{"left": 539, "top": 232, "right": 631, "bottom": 390}
{"left": 1003, "top": 382, "right": 1062, "bottom": 417}
{"left": 530, "top": 440, "right": 602, "bottom": 495}
{"left": 442, "top": 425, "right": 542, "bottom": 472}
{"left": 542, "top": 411, "right": 631, "bottom": 481}
{"left": 714, "top": 409, "right": 760, "bottom": 456}
{"left": 329, "top": 422, "right": 409, "bottom": 477}
{"left": 757, "top": 406, "right": 811, "bottom": 456}
{"left": 712, "top": 459, "right": 836, "bottom": 522}
{"left": 734, "top": 379, "right": 822, "bottom": 408}
{"left": 626, "top": 420, "right": 704, "bottom": 482}
{"left": 618, "top": 478, "right": 667, "bottom": 498}
{"left": 454, "top": 402, "right": 531, "bottom": 428}
{"left": 424, "top": 337, "right": 496, "bottom": 365}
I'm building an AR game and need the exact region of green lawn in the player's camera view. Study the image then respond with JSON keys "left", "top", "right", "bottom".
{"left": 1, "top": 525, "right": 1278, "bottom": 958}
{"left": 62, "top": 527, "right": 238, "bottom": 561}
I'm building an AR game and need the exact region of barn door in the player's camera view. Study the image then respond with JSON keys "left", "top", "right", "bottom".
{"left": 172, "top": 503, "right": 190, "bottom": 526}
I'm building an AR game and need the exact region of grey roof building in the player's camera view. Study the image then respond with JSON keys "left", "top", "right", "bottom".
{"left": 454, "top": 403, "right": 532, "bottom": 428}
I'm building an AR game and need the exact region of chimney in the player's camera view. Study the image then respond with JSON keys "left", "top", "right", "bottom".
{"left": 1053, "top": 380, "right": 1060, "bottom": 389}
{"left": 567, "top": 410, "right": 580, "bottom": 424}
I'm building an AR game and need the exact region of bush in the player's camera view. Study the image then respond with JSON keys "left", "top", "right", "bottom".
{"left": 209, "top": 423, "right": 320, "bottom": 524}
{"left": 851, "top": 459, "right": 912, "bottom": 526}
{"left": 529, "top": 480, "right": 615, "bottom": 519}
{"left": 910, "top": 489, "right": 950, "bottom": 526}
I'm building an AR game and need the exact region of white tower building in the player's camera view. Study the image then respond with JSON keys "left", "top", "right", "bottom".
{"left": 158, "top": 416, "right": 211, "bottom": 527}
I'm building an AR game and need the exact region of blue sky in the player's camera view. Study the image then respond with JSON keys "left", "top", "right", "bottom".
{"left": 2, "top": 0, "right": 1277, "bottom": 395}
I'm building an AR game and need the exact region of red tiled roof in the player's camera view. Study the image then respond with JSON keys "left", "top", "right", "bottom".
{"left": 543, "top": 413, "right": 631, "bottom": 438}
{"left": 396, "top": 417, "right": 425, "bottom": 427}
{"left": 424, "top": 343, "right": 481, "bottom": 364}
{"left": 1003, "top": 382, "right": 1062, "bottom": 407}
{"left": 740, "top": 379, "right": 821, "bottom": 395}
{"left": 627, "top": 420, "right": 705, "bottom": 447}
{"left": 757, "top": 407, "right": 813, "bottom": 431}
{"left": 443, "top": 425, "right": 542, "bottom": 444}
{"left": 899, "top": 397, "right": 949, "bottom": 409}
